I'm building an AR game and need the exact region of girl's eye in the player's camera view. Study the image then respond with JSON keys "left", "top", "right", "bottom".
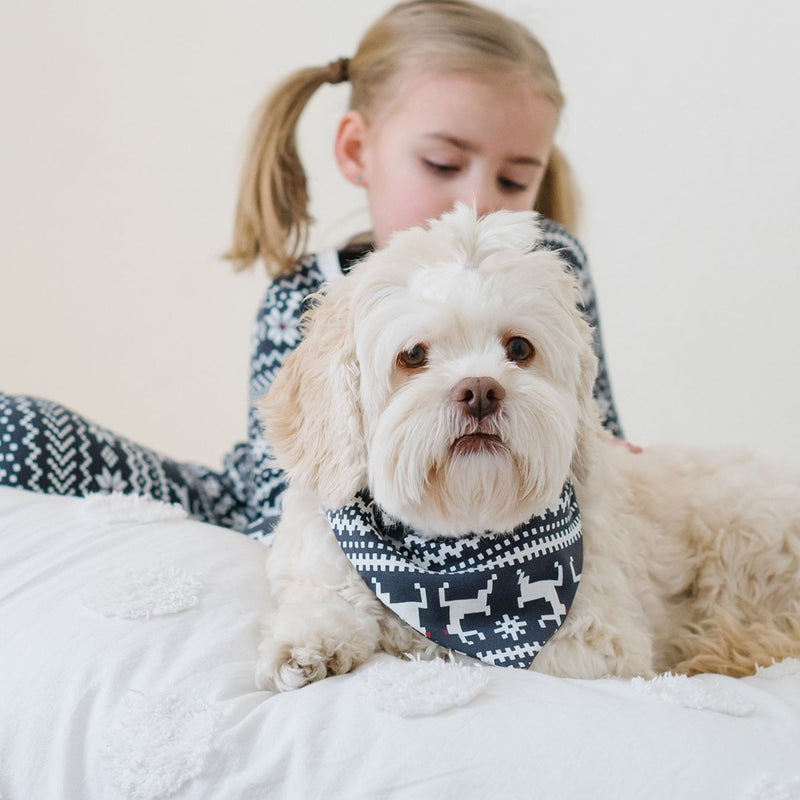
{"left": 423, "top": 159, "right": 460, "bottom": 176}
{"left": 397, "top": 344, "right": 429, "bottom": 369}
{"left": 499, "top": 177, "right": 528, "bottom": 193}
{"left": 504, "top": 336, "right": 535, "bottom": 363}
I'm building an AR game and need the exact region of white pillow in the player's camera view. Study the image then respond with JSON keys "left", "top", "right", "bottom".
{"left": 1, "top": 486, "right": 799, "bottom": 800}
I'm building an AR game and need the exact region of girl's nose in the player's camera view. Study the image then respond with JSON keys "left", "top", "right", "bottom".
{"left": 457, "top": 176, "right": 499, "bottom": 218}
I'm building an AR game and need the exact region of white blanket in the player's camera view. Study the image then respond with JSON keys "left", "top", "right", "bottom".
{"left": 1, "top": 486, "right": 798, "bottom": 799}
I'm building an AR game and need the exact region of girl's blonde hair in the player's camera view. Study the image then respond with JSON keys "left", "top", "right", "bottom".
{"left": 227, "top": 0, "right": 578, "bottom": 277}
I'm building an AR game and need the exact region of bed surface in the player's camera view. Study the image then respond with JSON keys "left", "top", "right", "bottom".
{"left": 1, "top": 486, "right": 798, "bottom": 799}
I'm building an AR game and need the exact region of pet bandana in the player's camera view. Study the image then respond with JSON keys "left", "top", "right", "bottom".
{"left": 326, "top": 484, "right": 582, "bottom": 668}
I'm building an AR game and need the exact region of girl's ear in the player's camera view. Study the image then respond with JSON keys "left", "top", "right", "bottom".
{"left": 258, "top": 279, "right": 367, "bottom": 507}
{"left": 334, "top": 111, "right": 369, "bottom": 187}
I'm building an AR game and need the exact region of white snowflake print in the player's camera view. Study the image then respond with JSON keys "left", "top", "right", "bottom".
{"left": 97, "top": 467, "right": 127, "bottom": 493}
{"left": 264, "top": 306, "right": 299, "bottom": 348}
{"left": 494, "top": 614, "right": 528, "bottom": 642}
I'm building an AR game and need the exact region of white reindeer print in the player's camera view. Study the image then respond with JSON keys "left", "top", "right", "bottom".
{"left": 373, "top": 580, "right": 428, "bottom": 630}
{"left": 517, "top": 563, "right": 567, "bottom": 628}
{"left": 439, "top": 574, "right": 497, "bottom": 645}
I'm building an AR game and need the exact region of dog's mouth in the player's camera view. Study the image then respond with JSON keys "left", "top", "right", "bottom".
{"left": 451, "top": 432, "right": 505, "bottom": 456}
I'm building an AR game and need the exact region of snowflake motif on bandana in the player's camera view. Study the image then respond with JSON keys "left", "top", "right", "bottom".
{"left": 495, "top": 614, "right": 528, "bottom": 642}
{"left": 327, "top": 483, "right": 582, "bottom": 669}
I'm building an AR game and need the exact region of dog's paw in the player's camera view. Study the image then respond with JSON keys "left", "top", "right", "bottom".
{"left": 255, "top": 599, "right": 382, "bottom": 691}
{"left": 255, "top": 637, "right": 368, "bottom": 691}
{"left": 255, "top": 643, "right": 328, "bottom": 691}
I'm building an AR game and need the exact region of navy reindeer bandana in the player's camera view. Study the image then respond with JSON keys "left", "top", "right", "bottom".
{"left": 326, "top": 484, "right": 582, "bottom": 668}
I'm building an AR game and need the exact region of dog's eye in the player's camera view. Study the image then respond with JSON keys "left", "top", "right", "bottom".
{"left": 505, "top": 336, "right": 535, "bottom": 364}
{"left": 397, "top": 344, "right": 428, "bottom": 369}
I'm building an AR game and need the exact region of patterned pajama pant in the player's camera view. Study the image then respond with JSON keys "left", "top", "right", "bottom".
{"left": 0, "top": 392, "right": 271, "bottom": 537}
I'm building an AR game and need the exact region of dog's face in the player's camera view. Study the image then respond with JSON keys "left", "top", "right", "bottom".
{"left": 260, "top": 206, "right": 602, "bottom": 536}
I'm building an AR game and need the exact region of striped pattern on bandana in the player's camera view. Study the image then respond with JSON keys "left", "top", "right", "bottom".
{"left": 326, "top": 484, "right": 582, "bottom": 668}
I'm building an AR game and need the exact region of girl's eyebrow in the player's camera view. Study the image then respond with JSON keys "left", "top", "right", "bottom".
{"left": 423, "top": 133, "right": 543, "bottom": 167}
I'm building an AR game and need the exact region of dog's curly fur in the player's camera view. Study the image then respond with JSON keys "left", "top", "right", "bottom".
{"left": 255, "top": 205, "right": 800, "bottom": 691}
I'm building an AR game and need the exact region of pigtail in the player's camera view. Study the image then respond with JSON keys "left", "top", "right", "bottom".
{"left": 226, "top": 64, "right": 343, "bottom": 278}
{"left": 534, "top": 145, "right": 581, "bottom": 235}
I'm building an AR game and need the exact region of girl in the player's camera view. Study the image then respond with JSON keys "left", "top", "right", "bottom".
{"left": 0, "top": 0, "right": 622, "bottom": 539}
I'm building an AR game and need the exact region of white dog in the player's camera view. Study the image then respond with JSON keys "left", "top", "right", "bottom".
{"left": 255, "top": 205, "right": 800, "bottom": 692}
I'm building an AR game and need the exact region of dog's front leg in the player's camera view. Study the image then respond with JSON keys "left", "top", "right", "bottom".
{"left": 255, "top": 487, "right": 384, "bottom": 691}
{"left": 530, "top": 557, "right": 657, "bottom": 680}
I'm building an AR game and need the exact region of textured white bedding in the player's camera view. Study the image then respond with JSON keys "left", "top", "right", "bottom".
{"left": 1, "top": 486, "right": 798, "bottom": 800}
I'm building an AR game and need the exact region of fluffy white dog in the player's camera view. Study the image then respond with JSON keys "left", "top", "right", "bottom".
{"left": 255, "top": 205, "right": 800, "bottom": 692}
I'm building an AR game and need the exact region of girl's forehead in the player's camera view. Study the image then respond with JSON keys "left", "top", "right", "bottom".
{"left": 372, "top": 69, "right": 555, "bottom": 127}
{"left": 368, "top": 71, "right": 559, "bottom": 155}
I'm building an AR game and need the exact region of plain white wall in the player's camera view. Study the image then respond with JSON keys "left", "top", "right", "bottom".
{"left": 2, "top": 0, "right": 798, "bottom": 468}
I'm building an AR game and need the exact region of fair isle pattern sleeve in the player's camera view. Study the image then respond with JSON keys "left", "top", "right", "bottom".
{"left": 235, "top": 255, "right": 329, "bottom": 539}
{"left": 538, "top": 219, "right": 624, "bottom": 440}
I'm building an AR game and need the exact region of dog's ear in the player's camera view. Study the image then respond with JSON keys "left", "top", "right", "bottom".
{"left": 258, "top": 279, "right": 366, "bottom": 506}
{"left": 570, "top": 309, "right": 606, "bottom": 485}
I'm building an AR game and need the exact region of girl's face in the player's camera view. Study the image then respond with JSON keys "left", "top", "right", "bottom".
{"left": 336, "top": 72, "right": 559, "bottom": 247}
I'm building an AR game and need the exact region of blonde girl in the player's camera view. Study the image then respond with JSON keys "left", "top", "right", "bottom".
{"left": 0, "top": 0, "right": 622, "bottom": 537}
{"left": 229, "top": 0, "right": 579, "bottom": 277}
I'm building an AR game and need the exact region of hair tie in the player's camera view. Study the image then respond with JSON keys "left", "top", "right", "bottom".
{"left": 326, "top": 57, "right": 350, "bottom": 85}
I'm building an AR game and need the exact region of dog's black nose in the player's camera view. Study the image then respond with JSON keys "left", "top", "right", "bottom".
{"left": 449, "top": 377, "right": 505, "bottom": 419}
